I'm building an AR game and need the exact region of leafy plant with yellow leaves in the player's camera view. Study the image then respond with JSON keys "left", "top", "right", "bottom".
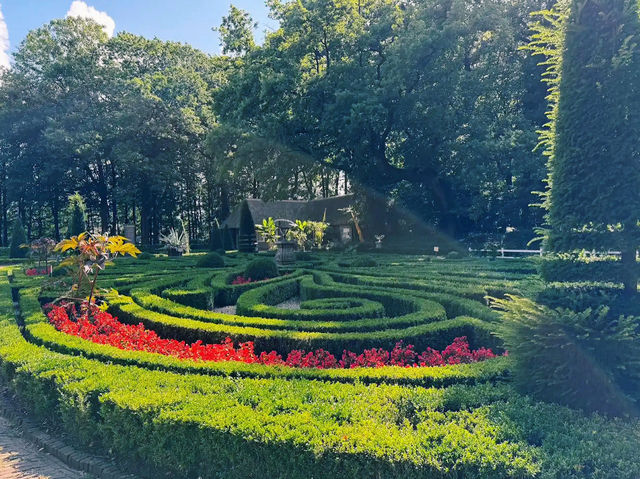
{"left": 55, "top": 232, "right": 140, "bottom": 305}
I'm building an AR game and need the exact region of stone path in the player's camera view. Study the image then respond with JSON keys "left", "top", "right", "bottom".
{"left": 0, "top": 416, "right": 93, "bottom": 479}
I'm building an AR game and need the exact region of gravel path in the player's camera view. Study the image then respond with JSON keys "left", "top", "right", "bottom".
{"left": 274, "top": 297, "right": 301, "bottom": 310}
{"left": 213, "top": 297, "right": 301, "bottom": 314}
{"left": 212, "top": 305, "right": 236, "bottom": 314}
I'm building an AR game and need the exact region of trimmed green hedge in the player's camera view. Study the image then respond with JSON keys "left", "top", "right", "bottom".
{"left": 539, "top": 256, "right": 636, "bottom": 284}
{"left": 1, "top": 260, "right": 640, "bottom": 479}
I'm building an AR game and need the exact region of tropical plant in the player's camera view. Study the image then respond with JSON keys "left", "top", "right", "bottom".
{"left": 307, "top": 220, "right": 328, "bottom": 249}
{"left": 160, "top": 228, "right": 189, "bottom": 256}
{"left": 255, "top": 217, "right": 279, "bottom": 249}
{"left": 55, "top": 232, "right": 140, "bottom": 305}
{"left": 286, "top": 220, "right": 310, "bottom": 251}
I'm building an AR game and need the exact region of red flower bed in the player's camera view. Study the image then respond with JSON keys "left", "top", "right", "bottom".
{"left": 47, "top": 303, "right": 500, "bottom": 369}
{"left": 26, "top": 266, "right": 52, "bottom": 276}
{"left": 231, "top": 275, "right": 253, "bottom": 285}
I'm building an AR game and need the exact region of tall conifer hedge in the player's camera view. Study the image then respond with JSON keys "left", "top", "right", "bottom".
{"left": 538, "top": 0, "right": 640, "bottom": 294}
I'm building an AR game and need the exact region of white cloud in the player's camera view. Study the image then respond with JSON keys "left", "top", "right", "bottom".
{"left": 0, "top": 3, "right": 10, "bottom": 69}
{"left": 66, "top": 1, "right": 115, "bottom": 38}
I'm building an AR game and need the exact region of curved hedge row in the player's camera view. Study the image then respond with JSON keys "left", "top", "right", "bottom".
{"left": 105, "top": 268, "right": 499, "bottom": 355}
{"left": 2, "top": 256, "right": 639, "bottom": 479}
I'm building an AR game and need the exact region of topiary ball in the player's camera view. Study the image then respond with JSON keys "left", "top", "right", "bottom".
{"left": 296, "top": 251, "right": 315, "bottom": 262}
{"left": 351, "top": 256, "right": 377, "bottom": 267}
{"left": 244, "top": 258, "right": 278, "bottom": 281}
{"left": 196, "top": 253, "right": 225, "bottom": 268}
{"left": 51, "top": 265, "right": 68, "bottom": 277}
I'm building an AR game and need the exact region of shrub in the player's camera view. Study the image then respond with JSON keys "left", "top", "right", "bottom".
{"left": 244, "top": 258, "right": 278, "bottom": 281}
{"left": 351, "top": 256, "right": 377, "bottom": 267}
{"left": 535, "top": 282, "right": 640, "bottom": 318}
{"left": 539, "top": 255, "right": 631, "bottom": 283}
{"left": 295, "top": 251, "right": 315, "bottom": 262}
{"left": 447, "top": 251, "right": 461, "bottom": 260}
{"left": 222, "top": 226, "right": 235, "bottom": 250}
{"left": 138, "top": 252, "right": 154, "bottom": 260}
{"left": 491, "top": 295, "right": 640, "bottom": 416}
{"left": 208, "top": 227, "right": 223, "bottom": 251}
{"left": 51, "top": 264, "right": 68, "bottom": 277}
{"left": 238, "top": 201, "right": 256, "bottom": 253}
{"left": 196, "top": 253, "right": 225, "bottom": 268}
{"left": 9, "top": 218, "right": 27, "bottom": 258}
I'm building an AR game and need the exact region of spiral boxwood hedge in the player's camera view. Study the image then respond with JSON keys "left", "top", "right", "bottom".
{"left": 1, "top": 255, "right": 639, "bottom": 478}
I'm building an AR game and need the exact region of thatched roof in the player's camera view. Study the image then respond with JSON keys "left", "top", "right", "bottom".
{"left": 222, "top": 195, "right": 354, "bottom": 229}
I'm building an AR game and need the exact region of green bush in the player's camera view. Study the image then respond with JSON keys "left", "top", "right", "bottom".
{"left": 447, "top": 251, "right": 461, "bottom": 260}
{"left": 9, "top": 218, "right": 27, "bottom": 259}
{"left": 138, "top": 252, "right": 154, "bottom": 260}
{"left": 351, "top": 256, "right": 377, "bottom": 267}
{"left": 535, "top": 282, "right": 640, "bottom": 317}
{"left": 295, "top": 251, "right": 316, "bottom": 262}
{"left": 492, "top": 295, "right": 640, "bottom": 416}
{"left": 244, "top": 258, "right": 278, "bottom": 281}
{"left": 196, "top": 253, "right": 225, "bottom": 268}
{"left": 51, "top": 264, "right": 68, "bottom": 277}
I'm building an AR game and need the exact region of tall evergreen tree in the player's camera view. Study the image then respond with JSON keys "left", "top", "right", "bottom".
{"left": 237, "top": 200, "right": 256, "bottom": 253}
{"left": 223, "top": 225, "right": 235, "bottom": 251}
{"left": 66, "top": 193, "right": 87, "bottom": 237}
{"left": 208, "top": 226, "right": 224, "bottom": 251}
{"left": 544, "top": 0, "right": 640, "bottom": 294}
{"left": 9, "top": 217, "right": 27, "bottom": 258}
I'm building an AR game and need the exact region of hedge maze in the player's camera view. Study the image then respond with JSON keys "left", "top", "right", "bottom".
{"left": 1, "top": 254, "right": 639, "bottom": 478}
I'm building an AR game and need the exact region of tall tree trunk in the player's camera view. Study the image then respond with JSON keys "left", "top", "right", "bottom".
{"left": 110, "top": 161, "right": 118, "bottom": 234}
{"left": 220, "top": 183, "right": 230, "bottom": 221}
{"left": 51, "top": 197, "right": 60, "bottom": 241}
{"left": 1, "top": 181, "right": 7, "bottom": 246}
{"left": 140, "top": 203, "right": 151, "bottom": 245}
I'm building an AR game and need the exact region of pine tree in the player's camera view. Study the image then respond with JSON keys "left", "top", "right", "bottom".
{"left": 223, "top": 226, "right": 235, "bottom": 251}
{"left": 208, "top": 226, "right": 223, "bottom": 251}
{"left": 237, "top": 201, "right": 256, "bottom": 253}
{"left": 9, "top": 218, "right": 27, "bottom": 258}
{"left": 66, "top": 193, "right": 87, "bottom": 237}
{"left": 540, "top": 0, "right": 640, "bottom": 294}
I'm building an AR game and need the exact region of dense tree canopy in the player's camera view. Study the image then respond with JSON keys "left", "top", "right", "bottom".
{"left": 216, "top": 0, "right": 552, "bottom": 236}
{"left": 0, "top": 1, "right": 554, "bottom": 246}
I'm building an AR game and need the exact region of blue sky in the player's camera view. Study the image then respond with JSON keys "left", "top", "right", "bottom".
{"left": 0, "top": 0, "right": 273, "bottom": 62}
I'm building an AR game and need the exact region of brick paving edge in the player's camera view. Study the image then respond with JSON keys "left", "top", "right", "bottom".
{"left": 0, "top": 388, "right": 138, "bottom": 479}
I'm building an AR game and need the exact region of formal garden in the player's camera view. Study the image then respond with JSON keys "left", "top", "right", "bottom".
{"left": 1, "top": 0, "right": 640, "bottom": 477}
